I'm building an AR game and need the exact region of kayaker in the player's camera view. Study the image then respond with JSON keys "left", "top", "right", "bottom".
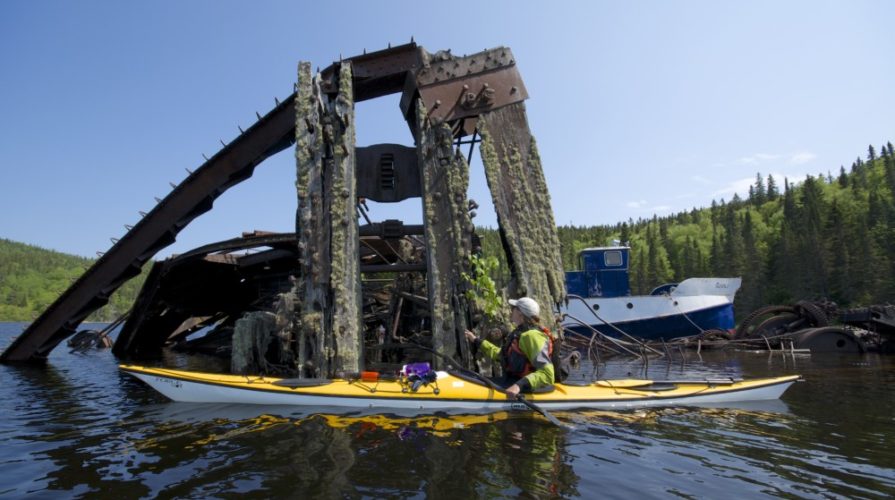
{"left": 464, "top": 297, "right": 555, "bottom": 397}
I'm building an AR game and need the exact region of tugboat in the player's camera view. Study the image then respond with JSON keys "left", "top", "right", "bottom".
{"left": 561, "top": 245, "right": 740, "bottom": 340}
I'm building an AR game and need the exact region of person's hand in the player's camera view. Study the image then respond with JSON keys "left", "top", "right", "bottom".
{"left": 505, "top": 384, "right": 521, "bottom": 398}
{"left": 464, "top": 329, "right": 477, "bottom": 342}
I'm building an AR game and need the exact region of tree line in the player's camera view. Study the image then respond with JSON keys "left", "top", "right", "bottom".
{"left": 480, "top": 141, "right": 895, "bottom": 320}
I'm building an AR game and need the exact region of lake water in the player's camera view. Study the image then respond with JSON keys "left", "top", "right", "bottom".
{"left": 1, "top": 322, "right": 893, "bottom": 498}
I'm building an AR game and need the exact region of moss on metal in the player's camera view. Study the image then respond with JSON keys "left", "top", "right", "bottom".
{"left": 293, "top": 62, "right": 362, "bottom": 377}
{"left": 327, "top": 62, "right": 362, "bottom": 375}
{"left": 416, "top": 102, "right": 473, "bottom": 366}
{"left": 294, "top": 61, "right": 328, "bottom": 377}
{"left": 231, "top": 311, "right": 277, "bottom": 374}
{"left": 478, "top": 103, "right": 566, "bottom": 331}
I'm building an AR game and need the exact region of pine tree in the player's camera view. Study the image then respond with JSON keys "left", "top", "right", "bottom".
{"left": 753, "top": 173, "right": 767, "bottom": 205}
{"left": 766, "top": 174, "right": 779, "bottom": 200}
{"left": 739, "top": 210, "right": 764, "bottom": 315}
{"left": 799, "top": 175, "right": 827, "bottom": 297}
{"left": 824, "top": 200, "right": 852, "bottom": 303}
{"left": 838, "top": 166, "right": 849, "bottom": 187}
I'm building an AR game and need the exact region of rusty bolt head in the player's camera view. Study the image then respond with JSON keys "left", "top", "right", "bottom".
{"left": 341, "top": 188, "right": 350, "bottom": 198}
{"left": 511, "top": 86, "right": 518, "bottom": 94}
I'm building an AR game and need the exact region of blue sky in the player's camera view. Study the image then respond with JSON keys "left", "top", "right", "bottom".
{"left": 1, "top": 1, "right": 892, "bottom": 257}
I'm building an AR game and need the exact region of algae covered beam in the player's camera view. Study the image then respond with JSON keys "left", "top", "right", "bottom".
{"left": 478, "top": 102, "right": 567, "bottom": 319}
{"left": 416, "top": 100, "right": 475, "bottom": 368}
{"left": 294, "top": 62, "right": 362, "bottom": 377}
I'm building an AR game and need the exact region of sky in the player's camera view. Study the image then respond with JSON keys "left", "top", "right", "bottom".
{"left": 1, "top": 1, "right": 893, "bottom": 258}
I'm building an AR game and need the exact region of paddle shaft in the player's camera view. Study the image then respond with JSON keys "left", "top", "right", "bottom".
{"left": 410, "top": 343, "right": 573, "bottom": 430}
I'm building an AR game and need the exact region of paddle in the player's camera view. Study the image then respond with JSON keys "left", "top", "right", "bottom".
{"left": 409, "top": 342, "right": 574, "bottom": 431}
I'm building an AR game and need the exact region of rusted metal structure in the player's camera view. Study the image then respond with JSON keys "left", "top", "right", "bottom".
{"left": 2, "top": 43, "right": 566, "bottom": 375}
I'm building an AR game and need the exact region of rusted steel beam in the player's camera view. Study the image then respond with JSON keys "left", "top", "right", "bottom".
{"left": 361, "top": 263, "right": 427, "bottom": 273}
{"left": 320, "top": 43, "right": 423, "bottom": 102}
{"left": 1, "top": 92, "right": 298, "bottom": 363}
{"left": 478, "top": 102, "right": 566, "bottom": 324}
{"left": 358, "top": 222, "right": 424, "bottom": 238}
{"left": 400, "top": 47, "right": 527, "bottom": 138}
{"left": 416, "top": 100, "right": 474, "bottom": 368}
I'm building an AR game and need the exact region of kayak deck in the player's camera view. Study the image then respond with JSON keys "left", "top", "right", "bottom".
{"left": 120, "top": 365, "right": 800, "bottom": 412}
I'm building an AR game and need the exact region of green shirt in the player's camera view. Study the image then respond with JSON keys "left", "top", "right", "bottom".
{"left": 479, "top": 327, "right": 555, "bottom": 390}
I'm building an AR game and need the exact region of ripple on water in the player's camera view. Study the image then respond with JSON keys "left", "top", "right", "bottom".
{"left": 1, "top": 325, "right": 894, "bottom": 498}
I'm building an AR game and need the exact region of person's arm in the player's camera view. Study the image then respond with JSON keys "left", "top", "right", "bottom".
{"left": 515, "top": 330, "right": 555, "bottom": 392}
{"left": 464, "top": 330, "right": 500, "bottom": 361}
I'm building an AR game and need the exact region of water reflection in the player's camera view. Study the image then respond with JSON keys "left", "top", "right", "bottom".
{"left": 2, "top": 324, "right": 894, "bottom": 498}
{"left": 120, "top": 405, "right": 579, "bottom": 497}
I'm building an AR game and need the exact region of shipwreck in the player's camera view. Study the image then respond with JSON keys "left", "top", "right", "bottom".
{"left": 2, "top": 42, "right": 569, "bottom": 377}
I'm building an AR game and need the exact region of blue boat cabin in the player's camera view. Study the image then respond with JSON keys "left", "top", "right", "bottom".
{"left": 565, "top": 246, "right": 631, "bottom": 298}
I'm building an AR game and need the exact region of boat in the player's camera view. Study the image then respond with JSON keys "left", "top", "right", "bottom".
{"left": 561, "top": 245, "right": 741, "bottom": 340}
{"left": 120, "top": 364, "right": 799, "bottom": 412}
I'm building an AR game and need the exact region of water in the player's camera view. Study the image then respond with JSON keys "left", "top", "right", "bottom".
{"left": 1, "top": 323, "right": 893, "bottom": 499}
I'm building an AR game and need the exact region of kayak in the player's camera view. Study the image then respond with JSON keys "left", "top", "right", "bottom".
{"left": 120, "top": 365, "right": 800, "bottom": 412}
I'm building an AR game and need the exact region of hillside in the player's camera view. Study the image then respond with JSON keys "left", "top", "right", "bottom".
{"left": 0, "top": 239, "right": 146, "bottom": 321}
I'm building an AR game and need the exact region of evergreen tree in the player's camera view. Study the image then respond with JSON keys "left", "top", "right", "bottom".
{"left": 799, "top": 175, "right": 827, "bottom": 297}
{"left": 752, "top": 173, "right": 767, "bottom": 205}
{"left": 838, "top": 166, "right": 849, "bottom": 187}
{"left": 824, "top": 200, "right": 852, "bottom": 303}
{"left": 766, "top": 174, "right": 779, "bottom": 200}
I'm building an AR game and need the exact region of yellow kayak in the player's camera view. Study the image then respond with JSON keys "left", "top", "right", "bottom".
{"left": 120, "top": 365, "right": 799, "bottom": 412}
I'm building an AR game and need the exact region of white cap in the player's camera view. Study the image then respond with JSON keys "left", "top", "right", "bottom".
{"left": 508, "top": 297, "right": 540, "bottom": 318}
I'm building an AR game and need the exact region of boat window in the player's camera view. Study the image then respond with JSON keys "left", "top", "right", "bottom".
{"left": 604, "top": 251, "right": 623, "bottom": 267}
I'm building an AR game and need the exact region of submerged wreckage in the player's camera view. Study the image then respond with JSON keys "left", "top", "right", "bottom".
{"left": 2, "top": 43, "right": 569, "bottom": 376}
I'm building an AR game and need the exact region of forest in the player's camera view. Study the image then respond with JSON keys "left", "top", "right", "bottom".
{"left": 0, "top": 239, "right": 145, "bottom": 321}
{"left": 479, "top": 141, "right": 895, "bottom": 319}
{"left": 1, "top": 141, "right": 893, "bottom": 323}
